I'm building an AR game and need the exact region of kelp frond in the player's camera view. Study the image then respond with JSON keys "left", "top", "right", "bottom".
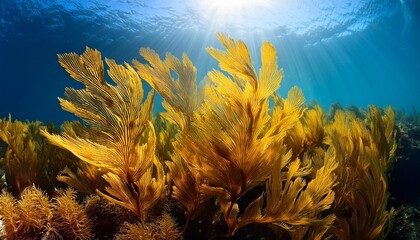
{"left": 326, "top": 106, "right": 396, "bottom": 240}
{"left": 115, "top": 221, "right": 155, "bottom": 240}
{"left": 53, "top": 121, "right": 107, "bottom": 194}
{"left": 115, "top": 212, "right": 182, "bottom": 240}
{"left": 53, "top": 188, "right": 92, "bottom": 240}
{"left": 1, "top": 186, "right": 93, "bottom": 239}
{"left": 154, "top": 212, "right": 183, "bottom": 240}
{"left": 0, "top": 190, "right": 20, "bottom": 238}
{"left": 57, "top": 163, "right": 106, "bottom": 194}
{"left": 97, "top": 152, "right": 166, "bottom": 218}
{"left": 175, "top": 34, "right": 286, "bottom": 232}
{"left": 165, "top": 150, "right": 206, "bottom": 221}
{"left": 42, "top": 47, "right": 154, "bottom": 182}
{"left": 0, "top": 33, "right": 397, "bottom": 239}
{"left": 191, "top": 33, "right": 284, "bottom": 194}
{"left": 133, "top": 47, "right": 204, "bottom": 130}
{"left": 133, "top": 43, "right": 207, "bottom": 224}
{"left": 17, "top": 185, "right": 53, "bottom": 234}
{"left": 0, "top": 116, "right": 38, "bottom": 195}
{"left": 156, "top": 33, "right": 313, "bottom": 235}
{"left": 41, "top": 47, "right": 164, "bottom": 218}
{"left": 0, "top": 185, "right": 54, "bottom": 239}
{"left": 232, "top": 147, "right": 337, "bottom": 238}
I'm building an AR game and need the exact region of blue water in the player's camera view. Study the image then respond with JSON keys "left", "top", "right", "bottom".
{"left": 0, "top": 0, "right": 419, "bottom": 124}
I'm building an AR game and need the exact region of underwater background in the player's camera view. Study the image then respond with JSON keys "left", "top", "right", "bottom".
{"left": 1, "top": 1, "right": 420, "bottom": 239}
{"left": 0, "top": 0, "right": 419, "bottom": 124}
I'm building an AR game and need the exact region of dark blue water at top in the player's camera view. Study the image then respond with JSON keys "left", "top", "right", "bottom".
{"left": 0, "top": 0, "right": 419, "bottom": 124}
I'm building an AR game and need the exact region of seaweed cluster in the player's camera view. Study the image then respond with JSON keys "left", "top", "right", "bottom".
{"left": 0, "top": 186, "right": 91, "bottom": 239}
{"left": 0, "top": 34, "right": 397, "bottom": 239}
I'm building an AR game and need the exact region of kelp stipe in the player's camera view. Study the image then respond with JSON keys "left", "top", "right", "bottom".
{"left": 41, "top": 47, "right": 165, "bottom": 219}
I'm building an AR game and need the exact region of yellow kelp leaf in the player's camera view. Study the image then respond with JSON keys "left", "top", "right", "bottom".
{"left": 154, "top": 114, "right": 178, "bottom": 162}
{"left": 57, "top": 47, "right": 104, "bottom": 88}
{"left": 98, "top": 172, "right": 140, "bottom": 216}
{"left": 295, "top": 147, "right": 337, "bottom": 214}
{"left": 254, "top": 147, "right": 337, "bottom": 237}
{"left": 165, "top": 152, "right": 205, "bottom": 220}
{"left": 134, "top": 48, "right": 203, "bottom": 130}
{"left": 383, "top": 106, "right": 396, "bottom": 146}
{"left": 207, "top": 33, "right": 258, "bottom": 91}
{"left": 42, "top": 47, "right": 155, "bottom": 182}
{"left": 239, "top": 194, "right": 264, "bottom": 225}
{"left": 369, "top": 105, "right": 396, "bottom": 170}
{"left": 303, "top": 104, "right": 325, "bottom": 145}
{"left": 283, "top": 86, "right": 306, "bottom": 116}
{"left": 136, "top": 156, "right": 166, "bottom": 217}
{"left": 207, "top": 70, "right": 244, "bottom": 109}
{"left": 42, "top": 47, "right": 163, "bottom": 219}
{"left": 57, "top": 164, "right": 106, "bottom": 194}
{"left": 258, "top": 41, "right": 283, "bottom": 100}
{"left": 285, "top": 120, "right": 306, "bottom": 158}
{"left": 266, "top": 86, "right": 306, "bottom": 138}
{"left": 0, "top": 116, "right": 39, "bottom": 195}
{"left": 326, "top": 107, "right": 395, "bottom": 240}
{"left": 97, "top": 156, "right": 165, "bottom": 219}
{"left": 163, "top": 34, "right": 291, "bottom": 235}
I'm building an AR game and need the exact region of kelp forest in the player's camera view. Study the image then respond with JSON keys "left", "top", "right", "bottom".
{"left": 0, "top": 33, "right": 419, "bottom": 240}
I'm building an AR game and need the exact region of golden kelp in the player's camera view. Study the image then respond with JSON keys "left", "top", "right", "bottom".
{"left": 0, "top": 33, "right": 397, "bottom": 239}
{"left": 0, "top": 116, "right": 76, "bottom": 195}
{"left": 0, "top": 186, "right": 92, "bottom": 240}
{"left": 41, "top": 48, "right": 165, "bottom": 219}
{"left": 135, "top": 33, "right": 338, "bottom": 237}
{"left": 326, "top": 106, "right": 396, "bottom": 240}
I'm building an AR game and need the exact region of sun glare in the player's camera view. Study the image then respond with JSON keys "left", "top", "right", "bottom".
{"left": 197, "top": 0, "right": 273, "bottom": 32}
{"left": 201, "top": 0, "right": 271, "bottom": 14}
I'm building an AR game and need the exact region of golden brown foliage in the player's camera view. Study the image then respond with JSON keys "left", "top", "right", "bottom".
{"left": 0, "top": 117, "right": 43, "bottom": 195}
{"left": 326, "top": 106, "right": 396, "bottom": 240}
{"left": 0, "top": 116, "right": 77, "bottom": 195}
{"left": 52, "top": 188, "right": 92, "bottom": 240}
{"left": 56, "top": 121, "right": 107, "bottom": 194}
{"left": 0, "top": 190, "right": 20, "bottom": 238}
{"left": 133, "top": 45, "right": 207, "bottom": 223}
{"left": 154, "top": 115, "right": 178, "bottom": 163}
{"left": 133, "top": 48, "right": 204, "bottom": 130}
{"left": 0, "top": 186, "right": 92, "bottom": 240}
{"left": 135, "top": 33, "right": 338, "bottom": 237}
{"left": 41, "top": 47, "right": 166, "bottom": 219}
{"left": 83, "top": 195, "right": 138, "bottom": 239}
{"left": 115, "top": 221, "right": 155, "bottom": 240}
{"left": 57, "top": 163, "right": 106, "bottom": 194}
{"left": 17, "top": 186, "right": 53, "bottom": 235}
{"left": 0, "top": 33, "right": 395, "bottom": 240}
{"left": 115, "top": 212, "right": 182, "bottom": 240}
